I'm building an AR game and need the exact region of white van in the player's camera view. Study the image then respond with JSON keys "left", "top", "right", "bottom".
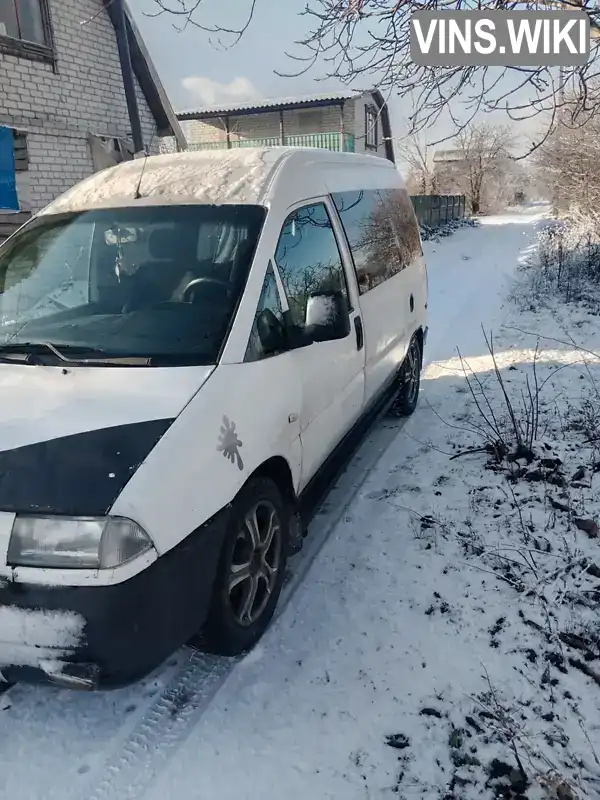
{"left": 0, "top": 148, "right": 427, "bottom": 690}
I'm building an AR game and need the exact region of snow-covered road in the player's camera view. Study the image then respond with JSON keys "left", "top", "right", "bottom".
{"left": 0, "top": 207, "right": 549, "bottom": 800}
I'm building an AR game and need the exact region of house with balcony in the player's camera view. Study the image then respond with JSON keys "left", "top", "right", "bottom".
{"left": 0, "top": 0, "right": 186, "bottom": 242}
{"left": 177, "top": 90, "right": 395, "bottom": 163}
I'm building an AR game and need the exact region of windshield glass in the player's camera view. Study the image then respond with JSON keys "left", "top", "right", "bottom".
{"left": 0, "top": 204, "right": 266, "bottom": 366}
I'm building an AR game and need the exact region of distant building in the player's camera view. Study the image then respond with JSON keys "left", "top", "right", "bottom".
{"left": 433, "top": 148, "right": 517, "bottom": 212}
{"left": 432, "top": 150, "right": 470, "bottom": 194}
{"left": 177, "top": 90, "right": 395, "bottom": 163}
{"left": 433, "top": 149, "right": 513, "bottom": 194}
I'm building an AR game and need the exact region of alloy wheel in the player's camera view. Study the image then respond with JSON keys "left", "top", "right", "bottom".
{"left": 227, "top": 500, "right": 282, "bottom": 627}
{"left": 404, "top": 340, "right": 420, "bottom": 406}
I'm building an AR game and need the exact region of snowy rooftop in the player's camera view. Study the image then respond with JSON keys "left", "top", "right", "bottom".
{"left": 39, "top": 147, "right": 386, "bottom": 215}
{"left": 39, "top": 149, "right": 280, "bottom": 214}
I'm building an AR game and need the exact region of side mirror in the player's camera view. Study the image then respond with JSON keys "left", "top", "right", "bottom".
{"left": 257, "top": 308, "right": 286, "bottom": 355}
{"left": 305, "top": 290, "right": 350, "bottom": 343}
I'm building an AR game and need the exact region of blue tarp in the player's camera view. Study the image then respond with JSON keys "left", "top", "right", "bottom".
{"left": 0, "top": 126, "right": 19, "bottom": 212}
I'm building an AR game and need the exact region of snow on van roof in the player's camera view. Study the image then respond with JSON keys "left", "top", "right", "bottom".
{"left": 39, "top": 147, "right": 397, "bottom": 216}
{"left": 39, "top": 149, "right": 280, "bottom": 215}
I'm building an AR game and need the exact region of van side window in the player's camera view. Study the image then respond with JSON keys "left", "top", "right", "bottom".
{"left": 331, "top": 189, "right": 417, "bottom": 295}
{"left": 379, "top": 188, "right": 423, "bottom": 266}
{"left": 245, "top": 264, "right": 285, "bottom": 362}
{"left": 274, "top": 203, "right": 349, "bottom": 329}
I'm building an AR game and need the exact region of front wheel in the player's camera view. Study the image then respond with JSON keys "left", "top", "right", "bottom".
{"left": 390, "top": 335, "right": 422, "bottom": 417}
{"left": 197, "top": 476, "right": 289, "bottom": 656}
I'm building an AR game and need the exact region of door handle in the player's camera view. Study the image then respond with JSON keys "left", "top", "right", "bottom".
{"left": 354, "top": 316, "right": 364, "bottom": 351}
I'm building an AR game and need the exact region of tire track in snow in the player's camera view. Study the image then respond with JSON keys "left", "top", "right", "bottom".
{"left": 72, "top": 415, "right": 408, "bottom": 800}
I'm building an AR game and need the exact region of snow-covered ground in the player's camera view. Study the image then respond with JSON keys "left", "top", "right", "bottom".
{"left": 5, "top": 205, "right": 599, "bottom": 800}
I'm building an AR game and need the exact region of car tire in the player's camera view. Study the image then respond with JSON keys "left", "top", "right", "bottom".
{"left": 390, "top": 335, "right": 422, "bottom": 417}
{"left": 197, "top": 476, "right": 290, "bottom": 656}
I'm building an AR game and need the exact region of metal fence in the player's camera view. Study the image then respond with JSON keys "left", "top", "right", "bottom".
{"left": 188, "top": 133, "right": 356, "bottom": 153}
{"left": 410, "top": 194, "right": 467, "bottom": 227}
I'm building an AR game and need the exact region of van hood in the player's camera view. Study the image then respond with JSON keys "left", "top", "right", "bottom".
{"left": 0, "top": 363, "right": 214, "bottom": 516}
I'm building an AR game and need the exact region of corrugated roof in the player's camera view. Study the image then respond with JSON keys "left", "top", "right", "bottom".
{"left": 177, "top": 90, "right": 368, "bottom": 119}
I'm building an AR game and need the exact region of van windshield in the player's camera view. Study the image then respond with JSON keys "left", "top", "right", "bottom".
{"left": 0, "top": 204, "right": 266, "bottom": 366}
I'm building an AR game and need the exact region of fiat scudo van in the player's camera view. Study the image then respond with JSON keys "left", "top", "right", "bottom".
{"left": 0, "top": 147, "right": 427, "bottom": 689}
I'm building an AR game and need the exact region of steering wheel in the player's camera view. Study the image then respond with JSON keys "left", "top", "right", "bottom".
{"left": 181, "top": 276, "right": 230, "bottom": 303}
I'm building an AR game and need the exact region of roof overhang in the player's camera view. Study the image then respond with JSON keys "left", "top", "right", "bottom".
{"left": 103, "top": 1, "right": 187, "bottom": 151}
{"left": 177, "top": 95, "right": 359, "bottom": 121}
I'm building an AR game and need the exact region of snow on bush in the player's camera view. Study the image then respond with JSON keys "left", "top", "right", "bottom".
{"left": 420, "top": 216, "right": 480, "bottom": 242}
{"left": 511, "top": 218, "right": 600, "bottom": 310}
{"left": 382, "top": 307, "right": 600, "bottom": 798}
{"left": 373, "top": 230, "right": 600, "bottom": 798}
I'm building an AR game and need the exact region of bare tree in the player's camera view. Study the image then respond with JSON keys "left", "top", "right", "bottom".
{"left": 148, "top": 0, "right": 600, "bottom": 150}
{"left": 535, "top": 110, "right": 600, "bottom": 225}
{"left": 435, "top": 123, "right": 513, "bottom": 214}
{"left": 397, "top": 133, "right": 437, "bottom": 196}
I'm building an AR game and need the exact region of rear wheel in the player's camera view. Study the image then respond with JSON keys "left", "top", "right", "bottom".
{"left": 390, "top": 335, "right": 422, "bottom": 417}
{"left": 198, "top": 476, "right": 289, "bottom": 656}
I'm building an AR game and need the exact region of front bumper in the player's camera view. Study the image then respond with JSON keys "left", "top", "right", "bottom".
{"left": 0, "top": 509, "right": 228, "bottom": 690}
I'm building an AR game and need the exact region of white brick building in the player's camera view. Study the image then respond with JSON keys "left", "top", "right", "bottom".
{"left": 0, "top": 0, "right": 185, "bottom": 238}
{"left": 178, "top": 90, "right": 396, "bottom": 163}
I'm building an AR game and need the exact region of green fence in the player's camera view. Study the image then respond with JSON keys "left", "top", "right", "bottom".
{"left": 410, "top": 195, "right": 467, "bottom": 227}
{"left": 189, "top": 133, "right": 356, "bottom": 153}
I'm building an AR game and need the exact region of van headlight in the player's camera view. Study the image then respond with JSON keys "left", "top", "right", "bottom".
{"left": 7, "top": 515, "right": 154, "bottom": 570}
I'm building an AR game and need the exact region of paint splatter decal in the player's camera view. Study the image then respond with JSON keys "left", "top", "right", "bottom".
{"left": 217, "top": 415, "right": 244, "bottom": 471}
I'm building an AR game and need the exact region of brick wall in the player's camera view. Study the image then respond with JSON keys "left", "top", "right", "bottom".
{"left": 0, "top": 0, "right": 158, "bottom": 213}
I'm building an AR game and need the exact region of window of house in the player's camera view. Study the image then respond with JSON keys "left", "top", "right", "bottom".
{"left": 0, "top": 0, "right": 53, "bottom": 60}
{"left": 365, "top": 105, "right": 378, "bottom": 149}
{"left": 332, "top": 189, "right": 413, "bottom": 294}
{"left": 274, "top": 202, "right": 349, "bottom": 329}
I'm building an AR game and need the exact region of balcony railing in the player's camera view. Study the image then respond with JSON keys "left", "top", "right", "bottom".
{"left": 189, "top": 132, "right": 356, "bottom": 153}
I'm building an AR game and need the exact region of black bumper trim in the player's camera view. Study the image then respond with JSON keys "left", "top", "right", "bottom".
{"left": 0, "top": 507, "right": 229, "bottom": 689}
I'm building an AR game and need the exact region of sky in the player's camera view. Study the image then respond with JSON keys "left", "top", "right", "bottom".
{"left": 129, "top": 0, "right": 542, "bottom": 157}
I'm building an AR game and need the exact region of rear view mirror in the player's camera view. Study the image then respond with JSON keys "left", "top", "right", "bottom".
{"left": 257, "top": 308, "right": 286, "bottom": 355}
{"left": 105, "top": 226, "right": 138, "bottom": 245}
{"left": 305, "top": 290, "right": 350, "bottom": 342}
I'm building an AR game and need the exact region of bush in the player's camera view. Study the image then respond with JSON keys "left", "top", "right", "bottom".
{"left": 419, "top": 216, "right": 479, "bottom": 241}
{"left": 513, "top": 218, "right": 600, "bottom": 308}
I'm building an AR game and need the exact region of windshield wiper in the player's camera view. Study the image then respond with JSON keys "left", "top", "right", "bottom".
{"left": 0, "top": 342, "right": 150, "bottom": 366}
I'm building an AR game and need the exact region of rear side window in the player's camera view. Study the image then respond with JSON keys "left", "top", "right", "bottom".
{"left": 379, "top": 188, "right": 423, "bottom": 265}
{"left": 332, "top": 189, "right": 421, "bottom": 295}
